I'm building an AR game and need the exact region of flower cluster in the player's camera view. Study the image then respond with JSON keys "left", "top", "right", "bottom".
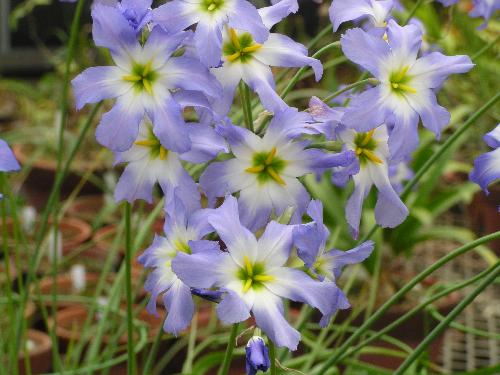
{"left": 70, "top": 0, "right": 482, "bottom": 364}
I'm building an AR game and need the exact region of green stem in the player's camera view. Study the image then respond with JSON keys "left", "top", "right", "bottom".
{"left": 239, "top": 81, "right": 254, "bottom": 132}
{"left": 315, "top": 231, "right": 500, "bottom": 373}
{"left": 403, "top": 0, "right": 425, "bottom": 25}
{"left": 394, "top": 262, "right": 500, "bottom": 374}
{"left": 280, "top": 41, "right": 341, "bottom": 99}
{"left": 335, "top": 263, "right": 499, "bottom": 364}
{"left": 183, "top": 311, "right": 198, "bottom": 373}
{"left": 124, "top": 202, "right": 136, "bottom": 375}
{"left": 269, "top": 340, "right": 277, "bottom": 375}
{"left": 321, "top": 78, "right": 377, "bottom": 103}
{"left": 142, "top": 317, "right": 166, "bottom": 375}
{"left": 13, "top": 102, "right": 101, "bottom": 352}
{"left": 218, "top": 323, "right": 240, "bottom": 375}
{"left": 472, "top": 35, "right": 500, "bottom": 60}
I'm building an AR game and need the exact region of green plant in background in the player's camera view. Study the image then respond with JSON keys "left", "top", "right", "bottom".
{"left": 0, "top": 0, "right": 499, "bottom": 374}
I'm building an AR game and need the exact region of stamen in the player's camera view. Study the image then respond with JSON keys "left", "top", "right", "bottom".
{"left": 243, "top": 256, "right": 253, "bottom": 277}
{"left": 265, "top": 147, "right": 277, "bottom": 165}
{"left": 361, "top": 130, "right": 375, "bottom": 146}
{"left": 243, "top": 278, "right": 253, "bottom": 293}
{"left": 229, "top": 28, "right": 241, "bottom": 49}
{"left": 361, "top": 149, "right": 383, "bottom": 164}
{"left": 392, "top": 83, "right": 399, "bottom": 89}
{"left": 398, "top": 84, "right": 417, "bottom": 94}
{"left": 159, "top": 147, "right": 168, "bottom": 160}
{"left": 253, "top": 275, "right": 274, "bottom": 282}
{"left": 267, "top": 167, "right": 287, "bottom": 186}
{"left": 394, "top": 66, "right": 409, "bottom": 83}
{"left": 207, "top": 3, "right": 216, "bottom": 11}
{"left": 123, "top": 74, "right": 142, "bottom": 82}
{"left": 226, "top": 51, "right": 241, "bottom": 62}
{"left": 143, "top": 79, "right": 153, "bottom": 95}
{"left": 143, "top": 60, "right": 153, "bottom": 76}
{"left": 135, "top": 139, "right": 158, "bottom": 147}
{"left": 245, "top": 165, "right": 265, "bottom": 173}
{"left": 242, "top": 44, "right": 262, "bottom": 53}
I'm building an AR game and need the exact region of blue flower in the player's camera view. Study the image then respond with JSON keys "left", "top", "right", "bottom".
{"left": 116, "top": 0, "right": 153, "bottom": 34}
{"left": 0, "top": 139, "right": 20, "bottom": 200}
{"left": 469, "top": 0, "right": 500, "bottom": 29}
{"left": 153, "top": 0, "right": 277, "bottom": 67}
{"left": 138, "top": 200, "right": 214, "bottom": 335}
{"left": 205, "top": 0, "right": 321, "bottom": 115}
{"left": 72, "top": 4, "right": 222, "bottom": 153}
{"left": 340, "top": 20, "right": 474, "bottom": 161}
{"left": 113, "top": 116, "right": 227, "bottom": 210}
{"left": 246, "top": 336, "right": 270, "bottom": 375}
{"left": 329, "top": 0, "right": 394, "bottom": 32}
{"left": 470, "top": 124, "right": 500, "bottom": 196}
{"left": 200, "top": 108, "right": 355, "bottom": 231}
{"left": 172, "top": 196, "right": 347, "bottom": 350}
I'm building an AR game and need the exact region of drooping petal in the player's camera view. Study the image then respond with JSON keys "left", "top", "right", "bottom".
{"left": 148, "top": 95, "right": 191, "bottom": 154}
{"left": 227, "top": 0, "right": 269, "bottom": 44}
{"left": 180, "top": 123, "right": 229, "bottom": 164}
{"left": 255, "top": 34, "right": 323, "bottom": 81}
{"left": 258, "top": 0, "right": 299, "bottom": 29}
{"left": 207, "top": 196, "right": 259, "bottom": 264}
{"left": 386, "top": 19, "right": 422, "bottom": 64}
{"left": 172, "top": 250, "right": 229, "bottom": 289}
{"left": 325, "top": 241, "right": 375, "bottom": 279}
{"left": 217, "top": 289, "right": 251, "bottom": 324}
{"left": 387, "top": 110, "right": 420, "bottom": 161}
{"left": 251, "top": 289, "right": 300, "bottom": 351}
{"left": 341, "top": 27, "right": 390, "bottom": 77}
{"left": 195, "top": 19, "right": 224, "bottom": 67}
{"left": 405, "top": 89, "right": 450, "bottom": 138}
{"left": 210, "top": 63, "right": 243, "bottom": 116}
{"left": 368, "top": 163, "right": 409, "bottom": 228}
{"left": 470, "top": 148, "right": 500, "bottom": 194}
{"left": 153, "top": 0, "right": 200, "bottom": 34}
{"left": 163, "top": 279, "right": 195, "bottom": 335}
{"left": 71, "top": 66, "right": 127, "bottom": 110}
{"left": 341, "top": 87, "right": 388, "bottom": 131}
{"left": 409, "top": 52, "right": 474, "bottom": 89}
{"left": 257, "top": 221, "right": 294, "bottom": 268}
{"left": 346, "top": 172, "right": 372, "bottom": 238}
{"left": 161, "top": 56, "right": 222, "bottom": 98}
{"left": 143, "top": 267, "right": 176, "bottom": 316}
{"left": 91, "top": 3, "right": 137, "bottom": 57}
{"left": 114, "top": 158, "right": 157, "bottom": 203}
{"left": 241, "top": 60, "right": 288, "bottom": 113}
{"left": 329, "top": 0, "right": 393, "bottom": 31}
{"left": 484, "top": 125, "right": 500, "bottom": 149}
{"left": 95, "top": 101, "right": 143, "bottom": 152}
{"left": 0, "top": 139, "right": 20, "bottom": 172}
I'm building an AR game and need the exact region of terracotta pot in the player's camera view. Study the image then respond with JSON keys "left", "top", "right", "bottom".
{"left": 0, "top": 217, "right": 91, "bottom": 257}
{"left": 37, "top": 272, "right": 116, "bottom": 310}
{"left": 66, "top": 194, "right": 119, "bottom": 225}
{"left": 469, "top": 187, "right": 500, "bottom": 254}
{"left": 13, "top": 144, "right": 106, "bottom": 209}
{"left": 18, "top": 329, "right": 52, "bottom": 375}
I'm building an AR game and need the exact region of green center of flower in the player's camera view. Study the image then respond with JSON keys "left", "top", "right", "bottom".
{"left": 389, "top": 66, "right": 416, "bottom": 95}
{"left": 223, "top": 28, "right": 262, "bottom": 63}
{"left": 237, "top": 256, "right": 274, "bottom": 293}
{"left": 201, "top": 0, "right": 224, "bottom": 12}
{"left": 245, "top": 147, "right": 287, "bottom": 186}
{"left": 354, "top": 130, "right": 383, "bottom": 165}
{"left": 173, "top": 239, "right": 191, "bottom": 254}
{"left": 134, "top": 126, "right": 168, "bottom": 160}
{"left": 123, "top": 61, "right": 157, "bottom": 95}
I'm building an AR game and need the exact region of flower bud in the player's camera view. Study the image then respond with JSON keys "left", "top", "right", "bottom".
{"left": 245, "top": 336, "right": 270, "bottom": 375}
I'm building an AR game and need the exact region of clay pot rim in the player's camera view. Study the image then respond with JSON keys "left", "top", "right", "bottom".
{"left": 19, "top": 329, "right": 52, "bottom": 358}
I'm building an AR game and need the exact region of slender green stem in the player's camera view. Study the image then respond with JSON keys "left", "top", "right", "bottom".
{"left": 335, "top": 263, "right": 499, "bottom": 364}
{"left": 321, "top": 79, "right": 377, "bottom": 103}
{"left": 14, "top": 102, "right": 101, "bottom": 352}
{"left": 280, "top": 41, "right": 341, "bottom": 99}
{"left": 218, "top": 323, "right": 240, "bottom": 375}
{"left": 315, "top": 231, "right": 500, "bottom": 373}
{"left": 394, "top": 262, "right": 500, "bottom": 374}
{"left": 124, "top": 202, "right": 136, "bottom": 375}
{"left": 403, "top": 0, "right": 425, "bottom": 25}
{"left": 269, "top": 340, "right": 277, "bottom": 375}
{"left": 472, "top": 35, "right": 500, "bottom": 60}
{"left": 183, "top": 311, "right": 198, "bottom": 374}
{"left": 142, "top": 317, "right": 166, "bottom": 375}
{"left": 307, "top": 24, "right": 333, "bottom": 49}
{"left": 239, "top": 81, "right": 254, "bottom": 132}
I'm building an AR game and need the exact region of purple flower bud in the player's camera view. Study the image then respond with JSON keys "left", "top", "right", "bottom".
{"left": 191, "top": 288, "right": 223, "bottom": 303}
{"left": 245, "top": 336, "right": 270, "bottom": 375}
